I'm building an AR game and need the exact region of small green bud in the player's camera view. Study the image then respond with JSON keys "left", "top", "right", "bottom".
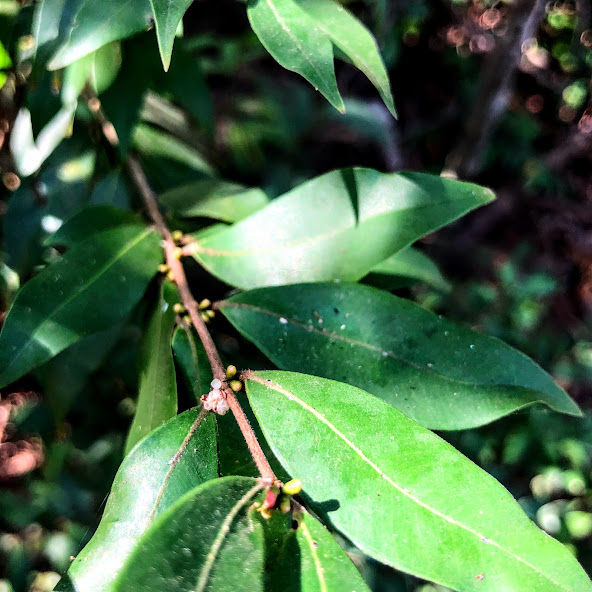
{"left": 230, "top": 380, "right": 242, "bottom": 392}
{"left": 226, "top": 365, "right": 237, "bottom": 379}
{"left": 171, "top": 230, "right": 184, "bottom": 242}
{"left": 173, "top": 303, "right": 185, "bottom": 314}
{"left": 158, "top": 264, "right": 169, "bottom": 274}
{"left": 198, "top": 298, "right": 211, "bottom": 310}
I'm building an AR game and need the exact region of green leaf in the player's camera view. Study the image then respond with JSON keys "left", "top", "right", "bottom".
{"left": 245, "top": 371, "right": 591, "bottom": 592}
{"left": 55, "top": 408, "right": 218, "bottom": 592}
{"left": 132, "top": 124, "right": 214, "bottom": 176}
{"left": 364, "top": 246, "right": 451, "bottom": 292}
{"left": 172, "top": 325, "right": 205, "bottom": 404}
{"left": 112, "top": 477, "right": 265, "bottom": 592}
{"left": 160, "top": 180, "right": 269, "bottom": 223}
{"left": 0, "top": 225, "right": 161, "bottom": 389}
{"left": 266, "top": 511, "right": 371, "bottom": 592}
{"left": 61, "top": 42, "right": 122, "bottom": 105}
{"left": 221, "top": 283, "right": 580, "bottom": 429}
{"left": 247, "top": 0, "right": 395, "bottom": 115}
{"left": 149, "top": 0, "right": 192, "bottom": 70}
{"left": 0, "top": 40, "right": 12, "bottom": 70}
{"left": 192, "top": 168, "right": 494, "bottom": 289}
{"left": 48, "top": 0, "right": 153, "bottom": 70}
{"left": 43, "top": 205, "right": 140, "bottom": 247}
{"left": 35, "top": 323, "right": 123, "bottom": 425}
{"left": 297, "top": 0, "right": 395, "bottom": 116}
{"left": 125, "top": 281, "right": 180, "bottom": 454}
{"left": 247, "top": 0, "right": 343, "bottom": 112}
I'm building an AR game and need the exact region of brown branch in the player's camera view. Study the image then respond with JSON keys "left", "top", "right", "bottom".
{"left": 126, "top": 155, "right": 276, "bottom": 487}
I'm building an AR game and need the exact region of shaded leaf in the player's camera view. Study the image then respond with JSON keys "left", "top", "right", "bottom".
{"left": 266, "top": 511, "right": 371, "bottom": 592}
{"left": 125, "top": 281, "right": 180, "bottom": 454}
{"left": 112, "top": 477, "right": 265, "bottom": 592}
{"left": 221, "top": 283, "right": 580, "bottom": 429}
{"left": 35, "top": 323, "right": 123, "bottom": 425}
{"left": 0, "top": 225, "right": 161, "bottom": 388}
{"left": 44, "top": 205, "right": 140, "bottom": 248}
{"left": 245, "top": 371, "right": 591, "bottom": 591}
{"left": 48, "top": 0, "right": 153, "bottom": 70}
{"left": 132, "top": 124, "right": 214, "bottom": 176}
{"left": 192, "top": 168, "right": 494, "bottom": 289}
{"left": 364, "top": 246, "right": 451, "bottom": 292}
{"left": 149, "top": 0, "right": 192, "bottom": 70}
{"left": 160, "top": 179, "right": 269, "bottom": 223}
{"left": 172, "top": 324, "right": 209, "bottom": 404}
{"left": 55, "top": 408, "right": 217, "bottom": 592}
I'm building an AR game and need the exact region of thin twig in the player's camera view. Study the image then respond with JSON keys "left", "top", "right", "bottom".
{"left": 126, "top": 155, "right": 276, "bottom": 486}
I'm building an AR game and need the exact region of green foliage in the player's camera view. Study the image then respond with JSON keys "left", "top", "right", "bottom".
{"left": 0, "top": 1, "right": 590, "bottom": 591}
{"left": 191, "top": 169, "right": 493, "bottom": 289}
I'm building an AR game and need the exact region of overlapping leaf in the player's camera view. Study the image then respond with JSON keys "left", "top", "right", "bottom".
{"left": 55, "top": 408, "right": 217, "bottom": 591}
{"left": 221, "top": 283, "right": 579, "bottom": 429}
{"left": 48, "top": 0, "right": 153, "bottom": 70}
{"left": 125, "top": 281, "right": 180, "bottom": 454}
{"left": 364, "top": 246, "right": 451, "bottom": 292}
{"left": 160, "top": 180, "right": 269, "bottom": 223}
{"left": 266, "top": 511, "right": 371, "bottom": 592}
{"left": 247, "top": 0, "right": 395, "bottom": 115}
{"left": 44, "top": 205, "right": 139, "bottom": 248}
{"left": 191, "top": 168, "right": 494, "bottom": 289}
{"left": 245, "top": 371, "right": 591, "bottom": 591}
{"left": 0, "top": 224, "right": 161, "bottom": 388}
{"left": 112, "top": 477, "right": 266, "bottom": 592}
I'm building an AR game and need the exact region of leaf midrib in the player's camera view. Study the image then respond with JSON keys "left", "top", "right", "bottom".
{"left": 246, "top": 373, "right": 566, "bottom": 590}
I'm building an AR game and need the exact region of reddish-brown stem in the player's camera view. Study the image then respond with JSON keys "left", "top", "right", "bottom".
{"left": 126, "top": 155, "right": 276, "bottom": 486}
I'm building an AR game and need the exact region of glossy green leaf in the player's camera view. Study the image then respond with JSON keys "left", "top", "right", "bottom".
{"left": 297, "top": 0, "right": 395, "bottom": 116}
{"left": 221, "top": 283, "right": 580, "bottom": 429}
{"left": 245, "top": 371, "right": 591, "bottom": 592}
{"left": 0, "top": 225, "right": 161, "bottom": 389}
{"left": 266, "top": 511, "right": 371, "bottom": 592}
{"left": 364, "top": 246, "right": 451, "bottom": 292}
{"left": 160, "top": 180, "right": 269, "bottom": 223}
{"left": 44, "top": 205, "right": 140, "bottom": 247}
{"left": 149, "top": 0, "right": 192, "bottom": 70}
{"left": 55, "top": 408, "right": 217, "bottom": 592}
{"left": 192, "top": 168, "right": 494, "bottom": 289}
{"left": 112, "top": 476, "right": 265, "bottom": 592}
{"left": 48, "top": 0, "right": 153, "bottom": 70}
{"left": 247, "top": 0, "right": 395, "bottom": 115}
{"left": 247, "top": 0, "right": 343, "bottom": 112}
{"left": 125, "top": 281, "right": 180, "bottom": 454}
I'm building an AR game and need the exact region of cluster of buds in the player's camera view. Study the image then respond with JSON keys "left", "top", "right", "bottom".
{"left": 257, "top": 479, "right": 303, "bottom": 520}
{"left": 200, "top": 378, "right": 230, "bottom": 415}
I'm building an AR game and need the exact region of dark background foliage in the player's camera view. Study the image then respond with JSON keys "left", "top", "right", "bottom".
{"left": 0, "top": 0, "right": 591, "bottom": 590}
